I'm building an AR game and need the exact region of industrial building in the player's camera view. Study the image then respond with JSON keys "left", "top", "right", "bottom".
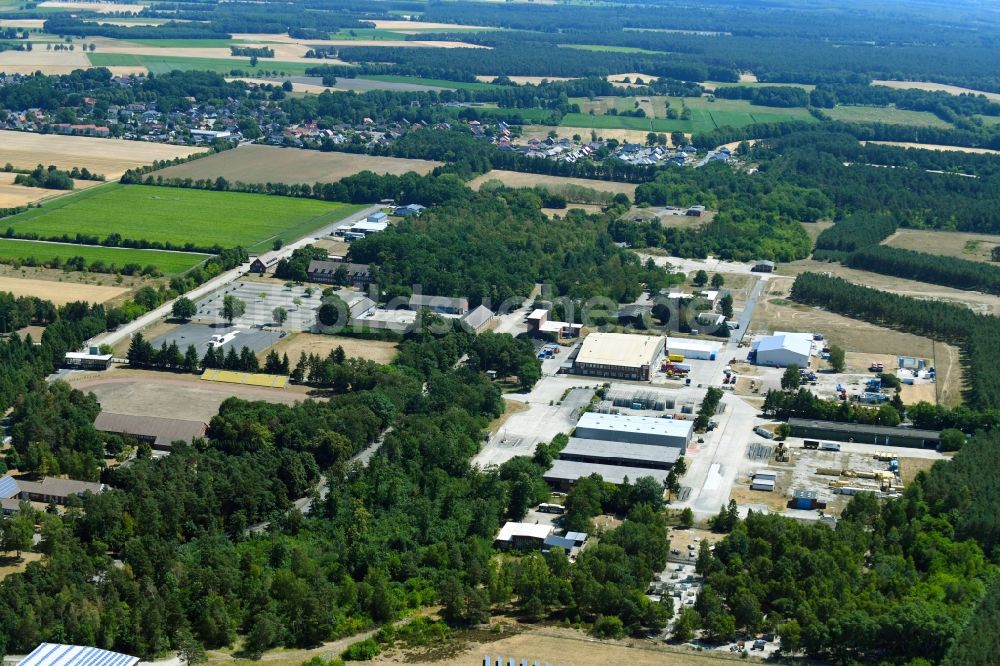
{"left": 494, "top": 522, "right": 553, "bottom": 549}
{"left": 526, "top": 309, "right": 582, "bottom": 339}
{"left": 559, "top": 437, "right": 681, "bottom": 470}
{"left": 460, "top": 305, "right": 494, "bottom": 333}
{"left": 574, "top": 332, "right": 665, "bottom": 380}
{"left": 64, "top": 350, "right": 112, "bottom": 371}
{"left": 407, "top": 294, "right": 469, "bottom": 315}
{"left": 788, "top": 418, "right": 941, "bottom": 448}
{"left": 792, "top": 489, "right": 819, "bottom": 510}
{"left": 751, "top": 332, "right": 813, "bottom": 367}
{"left": 543, "top": 459, "right": 671, "bottom": 491}
{"left": 574, "top": 412, "right": 693, "bottom": 449}
{"left": 666, "top": 337, "right": 720, "bottom": 361}
{"left": 14, "top": 644, "right": 138, "bottom": 666}
{"left": 93, "top": 412, "right": 208, "bottom": 451}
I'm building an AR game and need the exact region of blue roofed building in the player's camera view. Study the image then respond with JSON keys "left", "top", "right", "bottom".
{"left": 15, "top": 644, "right": 138, "bottom": 666}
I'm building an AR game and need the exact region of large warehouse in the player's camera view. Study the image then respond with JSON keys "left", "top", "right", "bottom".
{"left": 573, "top": 332, "right": 665, "bottom": 381}
{"left": 559, "top": 437, "right": 681, "bottom": 470}
{"left": 788, "top": 418, "right": 941, "bottom": 448}
{"left": 544, "top": 459, "right": 672, "bottom": 491}
{"left": 751, "top": 332, "right": 813, "bottom": 367}
{"left": 666, "top": 337, "right": 721, "bottom": 361}
{"left": 574, "top": 412, "right": 693, "bottom": 449}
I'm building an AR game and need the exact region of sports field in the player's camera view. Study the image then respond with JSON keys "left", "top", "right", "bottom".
{"left": 2, "top": 184, "right": 365, "bottom": 252}
{"left": 0, "top": 130, "right": 207, "bottom": 179}
{"left": 824, "top": 105, "right": 952, "bottom": 127}
{"left": 0, "top": 238, "right": 208, "bottom": 274}
{"left": 154, "top": 145, "right": 443, "bottom": 184}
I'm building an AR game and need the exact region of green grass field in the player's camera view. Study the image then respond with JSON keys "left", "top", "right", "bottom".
{"left": 3, "top": 184, "right": 365, "bottom": 253}
{"left": 123, "top": 39, "right": 239, "bottom": 48}
{"left": 0, "top": 239, "right": 208, "bottom": 274}
{"left": 824, "top": 105, "right": 953, "bottom": 127}
{"left": 329, "top": 28, "right": 409, "bottom": 40}
{"left": 708, "top": 81, "right": 816, "bottom": 91}
{"left": 88, "top": 53, "right": 315, "bottom": 76}
{"left": 363, "top": 74, "right": 495, "bottom": 91}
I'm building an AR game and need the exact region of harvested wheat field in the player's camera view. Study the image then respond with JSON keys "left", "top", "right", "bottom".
{"left": 0, "top": 172, "right": 103, "bottom": 207}
{"left": 38, "top": 1, "right": 145, "bottom": 12}
{"left": 864, "top": 140, "right": 1000, "bottom": 155}
{"left": 155, "top": 144, "right": 442, "bottom": 184}
{"left": 561, "top": 125, "right": 664, "bottom": 144}
{"left": 265, "top": 333, "right": 399, "bottom": 364}
{"left": 0, "top": 131, "right": 208, "bottom": 179}
{"left": 372, "top": 20, "right": 497, "bottom": 32}
{"left": 0, "top": 19, "right": 45, "bottom": 29}
{"left": 0, "top": 275, "right": 129, "bottom": 305}
{"left": 226, "top": 77, "right": 336, "bottom": 95}
{"left": 0, "top": 49, "right": 95, "bottom": 75}
{"left": 871, "top": 80, "right": 1000, "bottom": 102}
{"left": 469, "top": 169, "right": 637, "bottom": 197}
{"left": 230, "top": 33, "right": 486, "bottom": 49}
{"left": 99, "top": 42, "right": 313, "bottom": 61}
{"left": 884, "top": 229, "right": 1000, "bottom": 263}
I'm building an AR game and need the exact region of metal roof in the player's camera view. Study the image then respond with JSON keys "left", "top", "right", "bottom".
{"left": 788, "top": 418, "right": 941, "bottom": 440}
{"left": 496, "top": 522, "right": 553, "bottom": 542}
{"left": 576, "top": 412, "right": 693, "bottom": 439}
{"left": 752, "top": 333, "right": 812, "bottom": 358}
{"left": 94, "top": 412, "right": 207, "bottom": 447}
{"left": 666, "top": 337, "right": 722, "bottom": 354}
{"left": 561, "top": 437, "right": 681, "bottom": 465}
{"left": 17, "top": 644, "right": 138, "bottom": 666}
{"left": 461, "top": 304, "right": 494, "bottom": 330}
{"left": 0, "top": 475, "right": 19, "bottom": 499}
{"left": 544, "top": 459, "right": 671, "bottom": 486}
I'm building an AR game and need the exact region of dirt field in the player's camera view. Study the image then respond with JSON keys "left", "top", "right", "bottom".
{"left": 0, "top": 275, "right": 128, "bottom": 305}
{"left": 751, "top": 279, "right": 964, "bottom": 405}
{"left": 781, "top": 258, "right": 1000, "bottom": 316}
{"left": 542, "top": 203, "right": 605, "bottom": 218}
{"left": 883, "top": 229, "right": 1000, "bottom": 263}
{"left": 0, "top": 131, "right": 207, "bottom": 179}
{"left": 864, "top": 140, "right": 1000, "bottom": 155}
{"left": 0, "top": 173, "right": 105, "bottom": 207}
{"left": 898, "top": 456, "right": 943, "bottom": 484}
{"left": 68, "top": 369, "right": 315, "bottom": 423}
{"left": 0, "top": 552, "right": 44, "bottom": 581}
{"left": 871, "top": 80, "right": 1000, "bottom": 102}
{"left": 266, "top": 333, "right": 399, "bottom": 364}
{"left": 154, "top": 145, "right": 442, "bottom": 185}
{"left": 802, "top": 220, "right": 834, "bottom": 244}
{"left": 469, "top": 170, "right": 637, "bottom": 197}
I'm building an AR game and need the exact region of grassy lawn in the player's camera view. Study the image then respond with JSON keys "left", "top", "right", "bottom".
{"left": 3, "top": 184, "right": 365, "bottom": 253}
{"left": 328, "top": 28, "right": 409, "bottom": 40}
{"left": 559, "top": 112, "right": 654, "bottom": 131}
{"left": 88, "top": 53, "right": 315, "bottom": 76}
{"left": 560, "top": 43, "right": 665, "bottom": 54}
{"left": 824, "top": 105, "right": 953, "bottom": 127}
{"left": 0, "top": 239, "right": 208, "bottom": 274}
{"left": 363, "top": 74, "right": 495, "bottom": 91}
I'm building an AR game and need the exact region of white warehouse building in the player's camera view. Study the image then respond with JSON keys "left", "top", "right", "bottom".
{"left": 574, "top": 412, "right": 693, "bottom": 449}
{"left": 751, "top": 332, "right": 813, "bottom": 367}
{"left": 666, "top": 336, "right": 721, "bottom": 361}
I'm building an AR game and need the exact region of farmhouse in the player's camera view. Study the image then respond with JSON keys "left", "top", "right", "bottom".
{"left": 543, "top": 459, "right": 671, "bottom": 492}
{"left": 558, "top": 437, "right": 681, "bottom": 470}
{"left": 788, "top": 418, "right": 941, "bottom": 448}
{"left": 408, "top": 294, "right": 469, "bottom": 315}
{"left": 306, "top": 260, "right": 373, "bottom": 288}
{"left": 574, "top": 412, "right": 693, "bottom": 449}
{"left": 93, "top": 412, "right": 208, "bottom": 451}
{"left": 526, "top": 309, "right": 582, "bottom": 339}
{"left": 63, "top": 350, "right": 112, "bottom": 371}
{"left": 751, "top": 332, "right": 813, "bottom": 367}
{"left": 494, "top": 522, "right": 554, "bottom": 549}
{"left": 14, "top": 644, "right": 138, "bottom": 666}
{"left": 574, "top": 332, "right": 665, "bottom": 380}
{"left": 0, "top": 475, "right": 105, "bottom": 514}
{"left": 249, "top": 251, "right": 281, "bottom": 274}
{"left": 461, "top": 304, "right": 495, "bottom": 333}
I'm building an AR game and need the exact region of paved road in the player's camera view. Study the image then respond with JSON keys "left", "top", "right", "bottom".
{"left": 87, "top": 204, "right": 380, "bottom": 350}
{"left": 734, "top": 277, "right": 765, "bottom": 344}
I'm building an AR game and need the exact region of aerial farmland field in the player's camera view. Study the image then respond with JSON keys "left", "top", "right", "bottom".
{"left": 823, "top": 104, "right": 952, "bottom": 127}
{"left": 0, "top": 238, "right": 208, "bottom": 275}
{"left": 88, "top": 53, "right": 317, "bottom": 76}
{"left": 154, "top": 144, "right": 443, "bottom": 184}
{"left": 2, "top": 184, "right": 365, "bottom": 252}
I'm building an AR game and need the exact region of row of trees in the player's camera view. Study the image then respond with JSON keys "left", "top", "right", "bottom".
{"left": 846, "top": 244, "right": 1000, "bottom": 296}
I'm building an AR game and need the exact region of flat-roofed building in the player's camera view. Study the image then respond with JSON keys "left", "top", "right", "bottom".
{"left": 64, "top": 351, "right": 112, "bottom": 371}
{"left": 574, "top": 411, "right": 693, "bottom": 449}
{"left": 559, "top": 437, "right": 681, "bottom": 470}
{"left": 574, "top": 332, "right": 665, "bottom": 381}
{"left": 543, "top": 459, "right": 671, "bottom": 491}
{"left": 788, "top": 418, "right": 941, "bottom": 448}
{"left": 494, "top": 521, "right": 554, "bottom": 549}
{"left": 408, "top": 294, "right": 469, "bottom": 315}
{"left": 93, "top": 412, "right": 208, "bottom": 451}
{"left": 526, "top": 309, "right": 582, "bottom": 339}
{"left": 666, "top": 336, "right": 721, "bottom": 361}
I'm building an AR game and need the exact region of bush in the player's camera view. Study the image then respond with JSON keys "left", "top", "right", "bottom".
{"left": 341, "top": 638, "right": 380, "bottom": 661}
{"left": 591, "top": 615, "right": 625, "bottom": 639}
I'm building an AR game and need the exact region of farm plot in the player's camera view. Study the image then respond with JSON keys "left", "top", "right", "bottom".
{"left": 0, "top": 172, "right": 104, "bottom": 207}
{"left": 0, "top": 130, "right": 207, "bottom": 179}
{"left": 0, "top": 275, "right": 128, "bottom": 305}
{"left": 883, "top": 229, "right": 1000, "bottom": 264}
{"left": 3, "top": 184, "right": 365, "bottom": 253}
{"left": 266, "top": 332, "right": 399, "bottom": 364}
{"left": 88, "top": 53, "right": 317, "bottom": 76}
{"left": 824, "top": 105, "right": 952, "bottom": 127}
{"left": 468, "top": 170, "right": 637, "bottom": 198}
{"left": 154, "top": 145, "right": 442, "bottom": 184}
{"left": 0, "top": 238, "right": 208, "bottom": 275}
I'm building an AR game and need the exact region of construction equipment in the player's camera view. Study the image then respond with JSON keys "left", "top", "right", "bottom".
{"left": 774, "top": 441, "right": 789, "bottom": 462}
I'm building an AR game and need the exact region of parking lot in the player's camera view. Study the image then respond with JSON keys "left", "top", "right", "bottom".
{"left": 192, "top": 280, "right": 357, "bottom": 331}
{"left": 151, "top": 323, "right": 283, "bottom": 358}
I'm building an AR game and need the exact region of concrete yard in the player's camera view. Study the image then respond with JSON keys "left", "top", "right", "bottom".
{"left": 150, "top": 323, "right": 282, "bottom": 358}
